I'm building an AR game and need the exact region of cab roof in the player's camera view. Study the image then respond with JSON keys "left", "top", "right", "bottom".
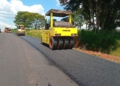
{"left": 45, "top": 9, "right": 72, "bottom": 17}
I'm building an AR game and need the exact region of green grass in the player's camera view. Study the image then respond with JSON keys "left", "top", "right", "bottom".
{"left": 25, "top": 29, "right": 41, "bottom": 38}
{"left": 11, "top": 29, "right": 42, "bottom": 38}
{"left": 110, "top": 40, "right": 120, "bottom": 57}
{"left": 11, "top": 29, "right": 17, "bottom": 33}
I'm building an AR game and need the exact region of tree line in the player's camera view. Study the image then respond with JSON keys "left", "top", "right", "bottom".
{"left": 59, "top": 0, "right": 120, "bottom": 32}
{"left": 14, "top": 0, "right": 120, "bottom": 31}
{"left": 59, "top": 0, "right": 120, "bottom": 53}
{"left": 14, "top": 11, "right": 45, "bottom": 29}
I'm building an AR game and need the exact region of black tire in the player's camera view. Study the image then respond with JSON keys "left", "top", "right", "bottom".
{"left": 57, "top": 38, "right": 63, "bottom": 49}
{"left": 63, "top": 38, "right": 69, "bottom": 49}
{"left": 49, "top": 37, "right": 57, "bottom": 50}
{"left": 69, "top": 37, "right": 74, "bottom": 49}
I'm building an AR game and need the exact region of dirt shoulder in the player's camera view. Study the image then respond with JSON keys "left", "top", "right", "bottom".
{"left": 75, "top": 48, "right": 120, "bottom": 63}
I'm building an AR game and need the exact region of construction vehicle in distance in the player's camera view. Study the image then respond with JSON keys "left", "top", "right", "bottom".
{"left": 16, "top": 25, "right": 25, "bottom": 36}
{"left": 4, "top": 27, "right": 11, "bottom": 33}
{"left": 40, "top": 9, "right": 79, "bottom": 50}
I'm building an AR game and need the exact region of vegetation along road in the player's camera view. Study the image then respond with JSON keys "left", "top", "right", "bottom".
{"left": 0, "top": 33, "right": 120, "bottom": 86}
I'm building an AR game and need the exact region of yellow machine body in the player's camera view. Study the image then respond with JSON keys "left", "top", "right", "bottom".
{"left": 41, "top": 27, "right": 78, "bottom": 44}
{"left": 40, "top": 9, "right": 79, "bottom": 49}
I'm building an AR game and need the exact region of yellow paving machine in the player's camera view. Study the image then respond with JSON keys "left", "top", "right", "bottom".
{"left": 16, "top": 25, "right": 25, "bottom": 36}
{"left": 40, "top": 9, "right": 79, "bottom": 50}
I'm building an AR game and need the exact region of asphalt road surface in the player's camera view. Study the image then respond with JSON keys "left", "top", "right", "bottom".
{"left": 21, "top": 34, "right": 120, "bottom": 86}
{"left": 0, "top": 33, "right": 120, "bottom": 86}
{"left": 0, "top": 33, "right": 78, "bottom": 86}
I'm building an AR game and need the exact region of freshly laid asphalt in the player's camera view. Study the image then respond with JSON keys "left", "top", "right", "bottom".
{"left": 0, "top": 33, "right": 78, "bottom": 86}
{"left": 21, "top": 35, "right": 120, "bottom": 86}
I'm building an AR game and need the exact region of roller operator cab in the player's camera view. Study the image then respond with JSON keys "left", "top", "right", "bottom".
{"left": 17, "top": 25, "right": 25, "bottom": 36}
{"left": 41, "top": 9, "right": 79, "bottom": 50}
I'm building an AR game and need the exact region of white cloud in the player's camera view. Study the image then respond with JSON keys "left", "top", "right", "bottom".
{"left": 0, "top": 0, "right": 45, "bottom": 31}
{"left": 0, "top": 22, "right": 15, "bottom": 28}
{"left": 9, "top": 0, "right": 44, "bottom": 15}
{"left": 56, "top": 0, "right": 60, "bottom": 6}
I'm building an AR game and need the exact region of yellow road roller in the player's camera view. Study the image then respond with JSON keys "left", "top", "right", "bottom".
{"left": 40, "top": 9, "right": 79, "bottom": 50}
{"left": 16, "top": 25, "right": 25, "bottom": 36}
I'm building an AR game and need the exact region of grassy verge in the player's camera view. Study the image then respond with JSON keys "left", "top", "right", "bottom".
{"left": 11, "top": 29, "right": 41, "bottom": 38}
{"left": 110, "top": 40, "right": 120, "bottom": 57}
{"left": 25, "top": 29, "right": 41, "bottom": 38}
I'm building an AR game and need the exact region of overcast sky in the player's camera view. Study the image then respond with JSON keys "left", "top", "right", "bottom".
{"left": 0, "top": 0, "right": 63, "bottom": 31}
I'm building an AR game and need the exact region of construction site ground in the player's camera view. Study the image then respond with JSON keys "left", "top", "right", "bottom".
{"left": 75, "top": 48, "right": 120, "bottom": 63}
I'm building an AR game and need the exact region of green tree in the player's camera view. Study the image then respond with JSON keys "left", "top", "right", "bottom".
{"left": 14, "top": 11, "right": 45, "bottom": 29}
{"left": 29, "top": 13, "right": 45, "bottom": 29}
{"left": 59, "top": 0, "right": 120, "bottom": 32}
{"left": 72, "top": 9, "right": 85, "bottom": 30}
{"left": 14, "top": 11, "right": 29, "bottom": 26}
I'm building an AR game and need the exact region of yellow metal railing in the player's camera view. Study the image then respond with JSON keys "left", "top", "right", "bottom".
{"left": 50, "top": 13, "right": 53, "bottom": 27}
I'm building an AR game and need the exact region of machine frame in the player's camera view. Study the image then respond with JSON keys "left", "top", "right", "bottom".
{"left": 41, "top": 9, "right": 79, "bottom": 49}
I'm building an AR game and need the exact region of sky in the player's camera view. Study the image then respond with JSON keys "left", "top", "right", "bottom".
{"left": 0, "top": 0, "right": 64, "bottom": 31}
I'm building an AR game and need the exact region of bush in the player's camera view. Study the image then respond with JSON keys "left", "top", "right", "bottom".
{"left": 25, "top": 29, "right": 41, "bottom": 38}
{"left": 79, "top": 30, "right": 118, "bottom": 53}
{"left": 11, "top": 29, "right": 17, "bottom": 33}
